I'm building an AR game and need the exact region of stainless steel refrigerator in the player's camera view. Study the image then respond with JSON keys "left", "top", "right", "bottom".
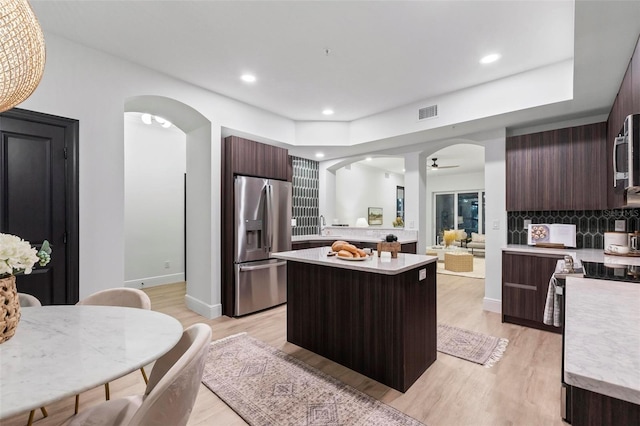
{"left": 234, "top": 175, "right": 291, "bottom": 316}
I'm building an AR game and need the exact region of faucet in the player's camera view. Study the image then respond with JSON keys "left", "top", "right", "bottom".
{"left": 318, "top": 215, "right": 326, "bottom": 235}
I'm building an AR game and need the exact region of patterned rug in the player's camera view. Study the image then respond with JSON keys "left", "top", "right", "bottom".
{"left": 437, "top": 323, "right": 508, "bottom": 368}
{"left": 202, "top": 333, "right": 424, "bottom": 426}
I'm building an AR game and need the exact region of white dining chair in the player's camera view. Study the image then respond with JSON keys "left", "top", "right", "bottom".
{"left": 18, "top": 293, "right": 48, "bottom": 426}
{"left": 74, "top": 288, "right": 152, "bottom": 413}
{"left": 68, "top": 323, "right": 212, "bottom": 426}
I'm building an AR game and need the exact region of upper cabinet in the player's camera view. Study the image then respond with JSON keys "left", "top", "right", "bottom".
{"left": 506, "top": 122, "right": 607, "bottom": 211}
{"left": 607, "top": 35, "right": 640, "bottom": 209}
{"left": 222, "top": 135, "right": 290, "bottom": 181}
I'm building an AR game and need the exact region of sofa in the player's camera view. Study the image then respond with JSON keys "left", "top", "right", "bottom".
{"left": 453, "top": 231, "right": 485, "bottom": 255}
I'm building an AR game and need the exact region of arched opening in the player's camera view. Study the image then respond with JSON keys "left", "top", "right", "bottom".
{"left": 124, "top": 95, "right": 218, "bottom": 317}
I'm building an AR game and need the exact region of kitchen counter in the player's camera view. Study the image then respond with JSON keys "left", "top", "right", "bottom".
{"left": 503, "top": 244, "right": 640, "bottom": 265}
{"left": 292, "top": 234, "right": 418, "bottom": 244}
{"left": 273, "top": 246, "right": 436, "bottom": 275}
{"left": 564, "top": 276, "right": 640, "bottom": 405}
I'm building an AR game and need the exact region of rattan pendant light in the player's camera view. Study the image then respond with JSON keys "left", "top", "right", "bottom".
{"left": 0, "top": 0, "right": 45, "bottom": 113}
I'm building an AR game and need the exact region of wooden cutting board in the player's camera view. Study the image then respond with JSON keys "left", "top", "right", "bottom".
{"left": 534, "top": 242, "right": 566, "bottom": 248}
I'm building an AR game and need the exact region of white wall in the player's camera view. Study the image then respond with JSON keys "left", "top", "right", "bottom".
{"left": 124, "top": 114, "right": 186, "bottom": 288}
{"left": 335, "top": 163, "right": 404, "bottom": 227}
{"left": 483, "top": 134, "right": 507, "bottom": 313}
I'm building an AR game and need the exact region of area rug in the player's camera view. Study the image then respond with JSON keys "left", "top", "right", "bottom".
{"left": 437, "top": 323, "right": 508, "bottom": 368}
{"left": 202, "top": 333, "right": 424, "bottom": 426}
{"left": 437, "top": 257, "right": 485, "bottom": 279}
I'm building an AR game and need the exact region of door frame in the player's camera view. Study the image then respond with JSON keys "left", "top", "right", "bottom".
{"left": 1, "top": 108, "right": 80, "bottom": 303}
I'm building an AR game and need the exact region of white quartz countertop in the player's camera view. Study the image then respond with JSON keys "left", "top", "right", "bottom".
{"left": 273, "top": 246, "right": 436, "bottom": 275}
{"left": 292, "top": 234, "right": 417, "bottom": 244}
{"left": 564, "top": 277, "right": 640, "bottom": 404}
{"left": 503, "top": 244, "right": 640, "bottom": 265}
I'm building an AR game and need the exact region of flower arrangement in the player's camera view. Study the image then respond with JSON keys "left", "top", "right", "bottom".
{"left": 392, "top": 216, "right": 404, "bottom": 227}
{"left": 443, "top": 230, "right": 457, "bottom": 247}
{"left": 0, "top": 233, "right": 51, "bottom": 277}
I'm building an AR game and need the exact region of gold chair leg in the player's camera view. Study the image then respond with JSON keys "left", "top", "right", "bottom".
{"left": 75, "top": 394, "right": 79, "bottom": 414}
{"left": 40, "top": 406, "right": 48, "bottom": 417}
{"left": 27, "top": 410, "right": 35, "bottom": 426}
{"left": 104, "top": 382, "right": 110, "bottom": 400}
{"left": 140, "top": 367, "right": 148, "bottom": 385}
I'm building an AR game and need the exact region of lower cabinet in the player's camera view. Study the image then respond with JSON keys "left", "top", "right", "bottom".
{"left": 571, "top": 386, "right": 640, "bottom": 426}
{"left": 502, "top": 251, "right": 563, "bottom": 333}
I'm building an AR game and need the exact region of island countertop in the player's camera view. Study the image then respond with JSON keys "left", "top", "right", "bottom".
{"left": 272, "top": 246, "right": 437, "bottom": 275}
{"left": 564, "top": 277, "right": 640, "bottom": 405}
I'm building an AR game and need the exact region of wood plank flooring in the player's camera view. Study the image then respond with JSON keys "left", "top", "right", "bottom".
{"left": 3, "top": 274, "right": 564, "bottom": 426}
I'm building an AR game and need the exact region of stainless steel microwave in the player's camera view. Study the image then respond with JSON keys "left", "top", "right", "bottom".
{"left": 613, "top": 114, "right": 640, "bottom": 189}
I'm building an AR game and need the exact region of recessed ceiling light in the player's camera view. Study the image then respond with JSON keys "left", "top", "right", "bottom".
{"left": 241, "top": 74, "right": 256, "bottom": 83}
{"left": 480, "top": 53, "right": 501, "bottom": 64}
{"left": 322, "top": 109, "right": 334, "bottom": 115}
{"left": 402, "top": 168, "right": 406, "bottom": 173}
{"left": 366, "top": 157, "right": 372, "bottom": 161}
{"left": 315, "top": 152, "right": 325, "bottom": 158}
{"left": 141, "top": 113, "right": 152, "bottom": 125}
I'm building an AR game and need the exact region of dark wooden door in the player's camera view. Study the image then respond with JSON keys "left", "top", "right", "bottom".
{"left": 0, "top": 109, "right": 79, "bottom": 305}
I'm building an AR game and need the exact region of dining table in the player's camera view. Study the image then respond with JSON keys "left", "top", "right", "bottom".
{"left": 0, "top": 305, "right": 183, "bottom": 420}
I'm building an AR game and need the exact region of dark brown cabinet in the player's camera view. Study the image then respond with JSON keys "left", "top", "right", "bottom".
{"left": 220, "top": 135, "right": 290, "bottom": 317}
{"left": 502, "top": 251, "right": 563, "bottom": 333}
{"left": 607, "top": 35, "right": 640, "bottom": 209}
{"left": 506, "top": 122, "right": 607, "bottom": 211}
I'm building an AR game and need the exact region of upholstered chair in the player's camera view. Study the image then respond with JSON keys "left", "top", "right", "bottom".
{"left": 68, "top": 323, "right": 212, "bottom": 426}
{"left": 74, "top": 288, "right": 152, "bottom": 413}
{"left": 18, "top": 293, "right": 48, "bottom": 426}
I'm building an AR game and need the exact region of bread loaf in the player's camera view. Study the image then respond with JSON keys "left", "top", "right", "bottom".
{"left": 342, "top": 244, "right": 358, "bottom": 254}
{"left": 331, "top": 240, "right": 348, "bottom": 252}
{"left": 337, "top": 249, "right": 353, "bottom": 258}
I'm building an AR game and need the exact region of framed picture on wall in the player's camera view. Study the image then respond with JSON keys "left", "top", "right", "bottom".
{"left": 368, "top": 207, "right": 383, "bottom": 225}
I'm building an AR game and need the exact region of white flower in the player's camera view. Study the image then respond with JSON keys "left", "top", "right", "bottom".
{"left": 0, "top": 233, "right": 42, "bottom": 277}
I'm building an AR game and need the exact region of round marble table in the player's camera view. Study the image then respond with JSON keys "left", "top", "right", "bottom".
{"left": 0, "top": 305, "right": 183, "bottom": 420}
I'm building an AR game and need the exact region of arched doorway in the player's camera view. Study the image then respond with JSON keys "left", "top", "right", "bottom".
{"left": 124, "top": 96, "right": 218, "bottom": 317}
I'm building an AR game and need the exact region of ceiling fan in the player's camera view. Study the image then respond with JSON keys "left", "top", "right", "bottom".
{"left": 429, "top": 158, "right": 459, "bottom": 170}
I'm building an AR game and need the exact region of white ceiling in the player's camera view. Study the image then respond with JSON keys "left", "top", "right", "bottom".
{"left": 30, "top": 1, "right": 640, "bottom": 161}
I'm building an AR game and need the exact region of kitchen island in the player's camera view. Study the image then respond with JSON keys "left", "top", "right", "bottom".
{"left": 272, "top": 247, "right": 438, "bottom": 392}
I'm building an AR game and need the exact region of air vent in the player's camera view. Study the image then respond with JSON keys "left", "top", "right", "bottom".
{"left": 418, "top": 104, "right": 438, "bottom": 121}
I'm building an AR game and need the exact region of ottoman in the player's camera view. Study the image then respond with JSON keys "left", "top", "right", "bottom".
{"left": 444, "top": 252, "right": 473, "bottom": 272}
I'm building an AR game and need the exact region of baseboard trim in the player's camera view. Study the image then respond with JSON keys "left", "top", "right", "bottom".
{"left": 483, "top": 297, "right": 501, "bottom": 314}
{"left": 185, "top": 294, "right": 222, "bottom": 319}
{"left": 125, "top": 273, "right": 185, "bottom": 290}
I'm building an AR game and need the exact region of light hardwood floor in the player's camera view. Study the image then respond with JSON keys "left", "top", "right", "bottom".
{"left": 4, "top": 274, "right": 564, "bottom": 426}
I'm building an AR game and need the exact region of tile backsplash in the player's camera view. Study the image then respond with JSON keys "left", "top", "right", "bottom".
{"left": 507, "top": 209, "right": 640, "bottom": 248}
{"left": 291, "top": 156, "right": 319, "bottom": 236}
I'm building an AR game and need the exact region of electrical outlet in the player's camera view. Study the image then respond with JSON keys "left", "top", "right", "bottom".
{"left": 291, "top": 218, "right": 297, "bottom": 226}
{"left": 492, "top": 220, "right": 500, "bottom": 230}
{"left": 419, "top": 268, "right": 426, "bottom": 281}
{"left": 615, "top": 220, "right": 626, "bottom": 232}
{"left": 164, "top": 261, "right": 170, "bottom": 269}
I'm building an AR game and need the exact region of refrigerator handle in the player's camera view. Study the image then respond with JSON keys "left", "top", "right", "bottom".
{"left": 239, "top": 260, "right": 287, "bottom": 272}
{"left": 265, "top": 184, "right": 274, "bottom": 251}
{"left": 261, "top": 185, "right": 268, "bottom": 251}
